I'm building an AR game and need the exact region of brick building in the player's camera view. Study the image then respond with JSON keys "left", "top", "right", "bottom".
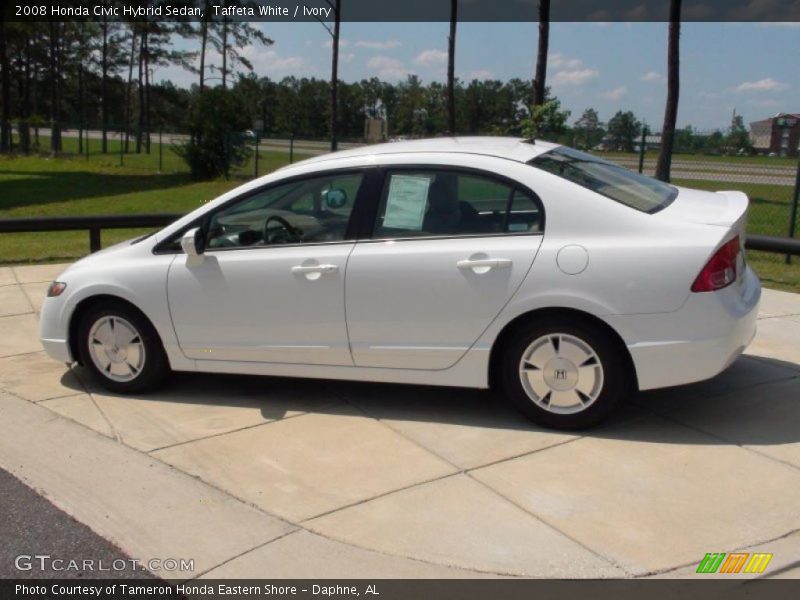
{"left": 749, "top": 113, "right": 800, "bottom": 157}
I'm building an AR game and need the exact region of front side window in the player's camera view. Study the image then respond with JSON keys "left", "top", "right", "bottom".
{"left": 204, "top": 173, "right": 363, "bottom": 249}
{"left": 373, "top": 170, "right": 542, "bottom": 239}
{"left": 529, "top": 146, "right": 677, "bottom": 213}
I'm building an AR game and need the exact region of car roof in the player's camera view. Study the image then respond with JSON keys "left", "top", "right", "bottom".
{"left": 288, "top": 136, "right": 561, "bottom": 169}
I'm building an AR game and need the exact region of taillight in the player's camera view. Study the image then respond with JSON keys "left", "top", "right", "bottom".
{"left": 691, "top": 236, "right": 740, "bottom": 293}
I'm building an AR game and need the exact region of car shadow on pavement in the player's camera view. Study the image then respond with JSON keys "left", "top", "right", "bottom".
{"left": 58, "top": 354, "right": 800, "bottom": 447}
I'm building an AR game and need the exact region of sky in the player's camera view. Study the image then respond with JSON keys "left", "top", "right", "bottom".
{"left": 155, "top": 21, "right": 800, "bottom": 131}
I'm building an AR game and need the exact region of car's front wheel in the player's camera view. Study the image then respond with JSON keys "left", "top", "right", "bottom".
{"left": 77, "top": 301, "right": 169, "bottom": 394}
{"left": 500, "top": 317, "right": 631, "bottom": 429}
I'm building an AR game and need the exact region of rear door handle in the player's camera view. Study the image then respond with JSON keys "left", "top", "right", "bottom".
{"left": 291, "top": 264, "right": 339, "bottom": 274}
{"left": 457, "top": 258, "right": 512, "bottom": 270}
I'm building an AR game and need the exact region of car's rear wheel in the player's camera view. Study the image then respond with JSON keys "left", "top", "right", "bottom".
{"left": 499, "top": 317, "right": 631, "bottom": 429}
{"left": 77, "top": 302, "right": 169, "bottom": 394}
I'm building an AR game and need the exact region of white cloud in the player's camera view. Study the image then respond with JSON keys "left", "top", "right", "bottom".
{"left": 355, "top": 40, "right": 401, "bottom": 49}
{"left": 341, "top": 53, "right": 355, "bottom": 64}
{"left": 601, "top": 86, "right": 628, "bottom": 101}
{"left": 548, "top": 53, "right": 599, "bottom": 87}
{"left": 734, "top": 77, "right": 790, "bottom": 93}
{"left": 323, "top": 39, "right": 350, "bottom": 49}
{"left": 552, "top": 67, "right": 599, "bottom": 86}
{"left": 414, "top": 49, "right": 448, "bottom": 67}
{"left": 467, "top": 69, "right": 495, "bottom": 81}
{"left": 367, "top": 56, "right": 410, "bottom": 80}
{"left": 548, "top": 53, "right": 584, "bottom": 70}
{"left": 240, "top": 46, "right": 312, "bottom": 75}
{"left": 640, "top": 71, "right": 664, "bottom": 83}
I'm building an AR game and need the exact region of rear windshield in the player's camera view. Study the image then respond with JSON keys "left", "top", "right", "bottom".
{"left": 528, "top": 146, "right": 677, "bottom": 213}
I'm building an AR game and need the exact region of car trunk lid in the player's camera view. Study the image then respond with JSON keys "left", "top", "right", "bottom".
{"left": 659, "top": 186, "right": 749, "bottom": 229}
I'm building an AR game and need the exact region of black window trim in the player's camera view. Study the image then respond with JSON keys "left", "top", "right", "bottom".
{"left": 356, "top": 164, "right": 546, "bottom": 244}
{"left": 152, "top": 166, "right": 382, "bottom": 255}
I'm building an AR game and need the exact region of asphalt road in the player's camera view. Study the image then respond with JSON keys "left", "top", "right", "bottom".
{"left": 0, "top": 467, "right": 155, "bottom": 580}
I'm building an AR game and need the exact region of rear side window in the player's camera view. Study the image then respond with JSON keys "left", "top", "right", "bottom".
{"left": 529, "top": 146, "right": 677, "bottom": 213}
{"left": 373, "top": 170, "right": 543, "bottom": 239}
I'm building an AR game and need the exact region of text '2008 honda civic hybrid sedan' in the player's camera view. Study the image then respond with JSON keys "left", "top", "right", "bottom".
{"left": 39, "top": 137, "right": 760, "bottom": 429}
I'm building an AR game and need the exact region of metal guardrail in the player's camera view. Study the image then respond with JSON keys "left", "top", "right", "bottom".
{"left": 0, "top": 214, "right": 799, "bottom": 256}
{"left": 745, "top": 234, "right": 800, "bottom": 256}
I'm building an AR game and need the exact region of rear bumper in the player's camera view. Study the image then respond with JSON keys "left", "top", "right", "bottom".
{"left": 606, "top": 267, "right": 761, "bottom": 391}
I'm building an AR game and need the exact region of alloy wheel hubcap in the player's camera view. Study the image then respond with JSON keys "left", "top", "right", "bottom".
{"left": 88, "top": 316, "right": 145, "bottom": 382}
{"left": 519, "top": 333, "right": 604, "bottom": 414}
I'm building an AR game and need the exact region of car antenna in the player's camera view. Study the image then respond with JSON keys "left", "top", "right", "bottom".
{"left": 522, "top": 137, "right": 536, "bottom": 145}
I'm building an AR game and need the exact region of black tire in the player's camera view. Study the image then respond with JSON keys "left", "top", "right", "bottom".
{"left": 76, "top": 301, "right": 170, "bottom": 394}
{"left": 499, "top": 316, "right": 631, "bottom": 430}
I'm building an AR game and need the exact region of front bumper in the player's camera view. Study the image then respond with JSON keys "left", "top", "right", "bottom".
{"left": 606, "top": 266, "right": 761, "bottom": 391}
{"left": 41, "top": 337, "right": 73, "bottom": 363}
{"left": 39, "top": 294, "right": 74, "bottom": 364}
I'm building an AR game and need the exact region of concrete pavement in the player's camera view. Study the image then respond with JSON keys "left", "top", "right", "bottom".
{"left": 1, "top": 263, "right": 799, "bottom": 579}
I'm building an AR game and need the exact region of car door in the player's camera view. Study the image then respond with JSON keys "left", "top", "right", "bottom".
{"left": 345, "top": 167, "right": 544, "bottom": 370}
{"left": 167, "top": 171, "right": 365, "bottom": 366}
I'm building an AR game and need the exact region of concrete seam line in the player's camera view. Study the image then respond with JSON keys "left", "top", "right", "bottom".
{"left": 0, "top": 390, "right": 500, "bottom": 579}
{"left": 655, "top": 408, "right": 800, "bottom": 474}
{"left": 186, "top": 528, "right": 304, "bottom": 581}
{"left": 0, "top": 394, "right": 297, "bottom": 568}
{"left": 464, "top": 471, "right": 633, "bottom": 578}
{"left": 70, "top": 367, "right": 123, "bottom": 443}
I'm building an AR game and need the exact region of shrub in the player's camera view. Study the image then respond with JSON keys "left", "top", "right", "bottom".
{"left": 177, "top": 87, "right": 252, "bottom": 180}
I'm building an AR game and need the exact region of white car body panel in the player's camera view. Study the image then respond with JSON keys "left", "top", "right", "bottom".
{"left": 167, "top": 244, "right": 354, "bottom": 366}
{"left": 39, "top": 137, "right": 760, "bottom": 394}
{"left": 346, "top": 235, "right": 542, "bottom": 369}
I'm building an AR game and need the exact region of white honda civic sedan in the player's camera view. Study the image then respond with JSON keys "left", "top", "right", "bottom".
{"left": 40, "top": 138, "right": 760, "bottom": 429}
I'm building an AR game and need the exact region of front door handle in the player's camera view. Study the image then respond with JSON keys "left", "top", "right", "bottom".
{"left": 291, "top": 264, "right": 339, "bottom": 274}
{"left": 457, "top": 258, "right": 512, "bottom": 271}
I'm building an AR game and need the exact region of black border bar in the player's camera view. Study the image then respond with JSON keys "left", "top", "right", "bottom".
{"left": 4, "top": 0, "right": 800, "bottom": 23}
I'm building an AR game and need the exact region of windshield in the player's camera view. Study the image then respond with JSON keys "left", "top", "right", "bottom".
{"left": 528, "top": 146, "right": 677, "bottom": 213}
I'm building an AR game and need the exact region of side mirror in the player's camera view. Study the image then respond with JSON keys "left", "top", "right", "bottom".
{"left": 181, "top": 227, "right": 205, "bottom": 257}
{"left": 324, "top": 189, "right": 348, "bottom": 210}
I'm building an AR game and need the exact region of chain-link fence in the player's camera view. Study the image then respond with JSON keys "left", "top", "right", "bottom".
{"left": 2, "top": 120, "right": 799, "bottom": 281}
{"left": 0, "top": 121, "right": 336, "bottom": 180}
{"left": 591, "top": 128, "right": 800, "bottom": 278}
{"left": 595, "top": 149, "right": 799, "bottom": 239}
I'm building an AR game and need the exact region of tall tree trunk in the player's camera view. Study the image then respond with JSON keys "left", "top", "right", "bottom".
{"left": 144, "top": 33, "right": 150, "bottom": 154}
{"left": 221, "top": 18, "right": 229, "bottom": 89}
{"left": 19, "top": 35, "right": 31, "bottom": 153}
{"left": 655, "top": 0, "right": 682, "bottom": 182}
{"left": 199, "top": 0, "right": 211, "bottom": 90}
{"left": 77, "top": 24, "right": 85, "bottom": 155}
{"left": 0, "top": 16, "right": 11, "bottom": 152}
{"left": 101, "top": 16, "right": 109, "bottom": 153}
{"left": 49, "top": 19, "right": 61, "bottom": 155}
{"left": 329, "top": 0, "right": 341, "bottom": 151}
{"left": 124, "top": 30, "right": 137, "bottom": 152}
{"left": 136, "top": 33, "right": 145, "bottom": 153}
{"left": 447, "top": 0, "right": 457, "bottom": 135}
{"left": 533, "top": 0, "right": 550, "bottom": 107}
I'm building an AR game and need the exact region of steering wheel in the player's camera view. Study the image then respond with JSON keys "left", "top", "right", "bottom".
{"left": 263, "top": 215, "right": 302, "bottom": 245}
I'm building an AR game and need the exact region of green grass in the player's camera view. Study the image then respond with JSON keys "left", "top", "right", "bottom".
{"left": 672, "top": 179, "right": 797, "bottom": 238}
{"left": 8, "top": 132, "right": 294, "bottom": 178}
{"left": 598, "top": 150, "right": 800, "bottom": 168}
{"left": 0, "top": 149, "right": 309, "bottom": 264}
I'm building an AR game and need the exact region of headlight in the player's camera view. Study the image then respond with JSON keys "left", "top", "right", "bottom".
{"left": 47, "top": 281, "right": 67, "bottom": 297}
